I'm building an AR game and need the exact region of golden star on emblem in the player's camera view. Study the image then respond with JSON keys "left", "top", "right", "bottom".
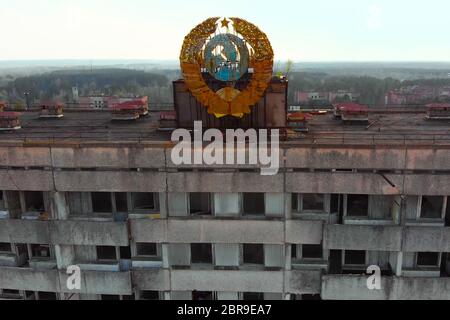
{"left": 220, "top": 18, "right": 229, "bottom": 28}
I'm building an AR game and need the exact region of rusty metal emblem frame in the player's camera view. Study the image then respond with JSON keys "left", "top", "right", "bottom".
{"left": 180, "top": 17, "right": 274, "bottom": 118}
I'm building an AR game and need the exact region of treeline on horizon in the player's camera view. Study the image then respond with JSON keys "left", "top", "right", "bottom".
{"left": 1, "top": 68, "right": 450, "bottom": 107}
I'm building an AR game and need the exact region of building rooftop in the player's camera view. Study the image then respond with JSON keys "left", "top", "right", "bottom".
{"left": 0, "top": 109, "right": 449, "bottom": 147}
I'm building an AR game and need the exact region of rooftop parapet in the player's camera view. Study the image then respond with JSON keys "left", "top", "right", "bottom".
{"left": 0, "top": 112, "right": 22, "bottom": 131}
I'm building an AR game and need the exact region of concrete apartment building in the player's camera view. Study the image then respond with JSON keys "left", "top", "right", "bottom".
{"left": 0, "top": 107, "right": 449, "bottom": 301}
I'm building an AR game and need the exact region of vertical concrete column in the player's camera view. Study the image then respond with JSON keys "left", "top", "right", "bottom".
{"left": 159, "top": 192, "right": 168, "bottom": 218}
{"left": 395, "top": 252, "right": 403, "bottom": 276}
{"left": 285, "top": 193, "right": 293, "bottom": 220}
{"left": 52, "top": 192, "right": 70, "bottom": 220}
{"left": 51, "top": 192, "right": 76, "bottom": 275}
{"left": 162, "top": 244, "right": 170, "bottom": 268}
{"left": 285, "top": 245, "right": 292, "bottom": 271}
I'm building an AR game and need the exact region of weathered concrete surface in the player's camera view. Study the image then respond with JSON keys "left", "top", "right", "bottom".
{"left": 167, "top": 172, "right": 284, "bottom": 193}
{"left": 404, "top": 174, "right": 450, "bottom": 195}
{"left": 54, "top": 171, "right": 166, "bottom": 192}
{"left": 285, "top": 270, "right": 322, "bottom": 294}
{"left": 322, "top": 275, "right": 450, "bottom": 300}
{"left": 321, "top": 275, "right": 393, "bottom": 300}
{"left": 0, "top": 170, "right": 54, "bottom": 191}
{"left": 403, "top": 227, "right": 450, "bottom": 252}
{"left": 132, "top": 269, "right": 171, "bottom": 291}
{"left": 0, "top": 267, "right": 58, "bottom": 292}
{"left": 171, "top": 270, "right": 284, "bottom": 293}
{"left": 49, "top": 221, "right": 129, "bottom": 246}
{"left": 130, "top": 219, "right": 167, "bottom": 243}
{"left": 286, "top": 148, "right": 406, "bottom": 170}
{"left": 59, "top": 270, "right": 132, "bottom": 295}
{"left": 165, "top": 148, "right": 285, "bottom": 169}
{"left": 285, "top": 220, "right": 324, "bottom": 244}
{"left": 405, "top": 148, "right": 450, "bottom": 171}
{"left": 0, "top": 147, "right": 52, "bottom": 167}
{"left": 324, "top": 225, "right": 402, "bottom": 251}
{"left": 286, "top": 172, "right": 402, "bottom": 195}
{"left": 0, "top": 220, "right": 128, "bottom": 246}
{"left": 51, "top": 147, "right": 166, "bottom": 169}
{"left": 0, "top": 220, "right": 50, "bottom": 243}
{"left": 130, "top": 219, "right": 285, "bottom": 244}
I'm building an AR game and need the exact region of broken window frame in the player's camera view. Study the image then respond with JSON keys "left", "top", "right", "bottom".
{"left": 91, "top": 192, "right": 113, "bottom": 214}
{"left": 0, "top": 190, "right": 5, "bottom": 210}
{"left": 96, "top": 246, "right": 118, "bottom": 261}
{"left": 190, "top": 243, "right": 214, "bottom": 265}
{"left": 292, "top": 193, "right": 330, "bottom": 215}
{"left": 0, "top": 242, "right": 12, "bottom": 253}
{"left": 131, "top": 193, "right": 157, "bottom": 213}
{"left": 140, "top": 290, "right": 161, "bottom": 300}
{"left": 345, "top": 194, "right": 369, "bottom": 218}
{"left": 415, "top": 252, "right": 442, "bottom": 268}
{"left": 188, "top": 193, "right": 212, "bottom": 216}
{"left": 418, "top": 196, "right": 446, "bottom": 220}
{"left": 291, "top": 244, "right": 325, "bottom": 264}
{"left": 135, "top": 243, "right": 159, "bottom": 258}
{"left": 23, "top": 191, "right": 45, "bottom": 213}
{"left": 242, "top": 193, "right": 266, "bottom": 217}
{"left": 342, "top": 250, "right": 367, "bottom": 267}
{"left": 242, "top": 244, "right": 265, "bottom": 266}
{"left": 29, "top": 244, "right": 52, "bottom": 260}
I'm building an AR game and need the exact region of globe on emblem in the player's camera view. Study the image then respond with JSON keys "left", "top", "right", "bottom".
{"left": 204, "top": 33, "right": 249, "bottom": 82}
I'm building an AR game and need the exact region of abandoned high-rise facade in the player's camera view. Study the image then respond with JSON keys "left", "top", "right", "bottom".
{"left": 0, "top": 17, "right": 450, "bottom": 300}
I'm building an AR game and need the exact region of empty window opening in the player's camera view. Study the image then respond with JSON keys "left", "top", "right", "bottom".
{"left": 291, "top": 194, "right": 298, "bottom": 212}
{"left": 331, "top": 194, "right": 341, "bottom": 214}
{"left": 302, "top": 194, "right": 325, "bottom": 211}
{"left": 0, "top": 191, "right": 5, "bottom": 210}
{"left": 24, "top": 192, "right": 45, "bottom": 212}
{"left": 243, "top": 244, "right": 264, "bottom": 265}
{"left": 446, "top": 203, "right": 450, "bottom": 226}
{"left": 115, "top": 193, "right": 128, "bottom": 212}
{"left": 31, "top": 244, "right": 51, "bottom": 258}
{"left": 37, "top": 292, "right": 57, "bottom": 300}
{"left": 132, "top": 193, "right": 155, "bottom": 211}
{"left": 91, "top": 192, "right": 112, "bottom": 213}
{"left": 122, "top": 294, "right": 135, "bottom": 300}
{"left": 291, "top": 245, "right": 297, "bottom": 259}
{"left": 119, "top": 247, "right": 131, "bottom": 260}
{"left": 302, "top": 244, "right": 323, "bottom": 259}
{"left": 243, "top": 292, "right": 264, "bottom": 300}
{"left": 96, "top": 246, "right": 117, "bottom": 261}
{"left": 193, "top": 291, "right": 214, "bottom": 300}
{"left": 101, "top": 295, "right": 120, "bottom": 300}
{"left": 302, "top": 294, "right": 322, "bottom": 300}
{"left": 417, "top": 252, "right": 440, "bottom": 267}
{"left": 1, "top": 289, "right": 21, "bottom": 298}
{"left": 347, "top": 195, "right": 369, "bottom": 217}
{"left": 344, "top": 250, "right": 366, "bottom": 265}
{"left": 421, "top": 196, "right": 443, "bottom": 219}
{"left": 243, "top": 193, "right": 265, "bottom": 215}
{"left": 0, "top": 242, "right": 12, "bottom": 253}
{"left": 191, "top": 244, "right": 213, "bottom": 264}
{"left": 141, "top": 291, "right": 160, "bottom": 300}
{"left": 189, "top": 193, "right": 211, "bottom": 215}
{"left": 136, "top": 243, "right": 157, "bottom": 257}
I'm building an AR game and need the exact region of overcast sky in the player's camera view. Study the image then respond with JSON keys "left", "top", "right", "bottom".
{"left": 0, "top": 0, "right": 449, "bottom": 62}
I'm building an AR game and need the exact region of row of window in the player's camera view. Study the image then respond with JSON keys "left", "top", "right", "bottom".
{"left": 1, "top": 241, "right": 446, "bottom": 273}
{"left": 0, "top": 289, "right": 319, "bottom": 301}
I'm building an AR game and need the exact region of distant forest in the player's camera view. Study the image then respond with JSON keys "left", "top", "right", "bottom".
{"left": 0, "top": 68, "right": 180, "bottom": 105}
{"left": 1, "top": 68, "right": 450, "bottom": 107}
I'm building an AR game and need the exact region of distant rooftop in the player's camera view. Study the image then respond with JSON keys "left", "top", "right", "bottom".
{"left": 0, "top": 109, "right": 449, "bottom": 147}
